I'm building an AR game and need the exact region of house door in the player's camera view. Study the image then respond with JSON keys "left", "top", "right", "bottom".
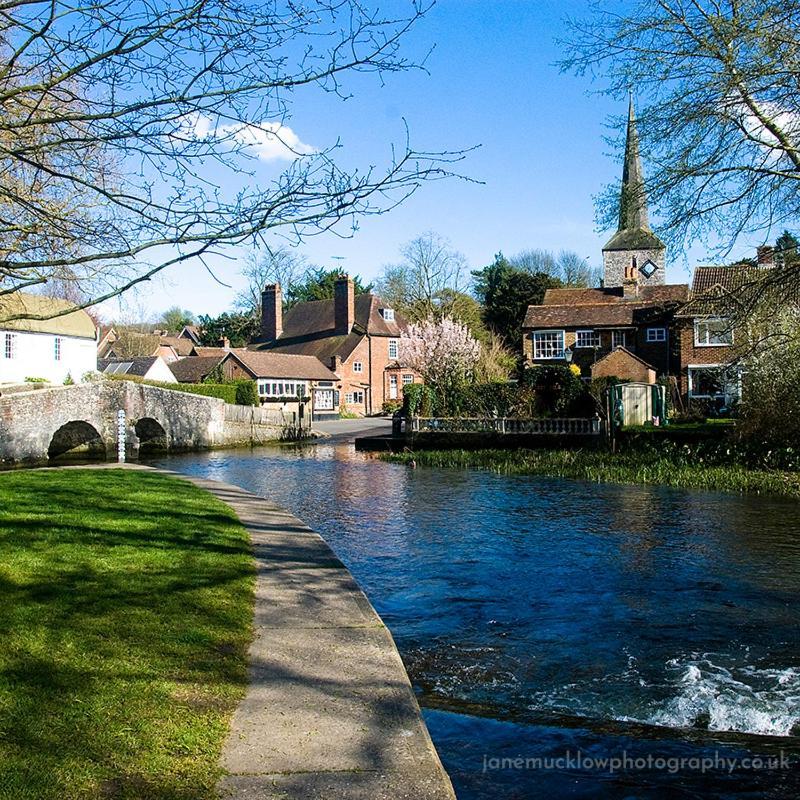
{"left": 389, "top": 374, "right": 398, "bottom": 400}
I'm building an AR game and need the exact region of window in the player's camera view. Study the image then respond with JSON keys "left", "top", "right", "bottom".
{"left": 54, "top": 337, "right": 62, "bottom": 361}
{"left": 388, "top": 339, "right": 398, "bottom": 359}
{"left": 611, "top": 330, "right": 627, "bottom": 349}
{"left": 646, "top": 327, "right": 667, "bottom": 343}
{"left": 575, "top": 330, "right": 600, "bottom": 348}
{"left": 380, "top": 308, "right": 395, "bottom": 321}
{"left": 639, "top": 259, "right": 658, "bottom": 278}
{"left": 694, "top": 317, "right": 733, "bottom": 346}
{"left": 532, "top": 330, "right": 565, "bottom": 360}
{"left": 353, "top": 361, "right": 363, "bottom": 373}
{"left": 345, "top": 390, "right": 365, "bottom": 404}
{"left": 688, "top": 366, "right": 741, "bottom": 400}
{"left": 315, "top": 388, "right": 334, "bottom": 410}
{"left": 258, "top": 380, "right": 307, "bottom": 398}
{"left": 402, "top": 374, "right": 414, "bottom": 385}
{"left": 4, "top": 333, "right": 16, "bottom": 359}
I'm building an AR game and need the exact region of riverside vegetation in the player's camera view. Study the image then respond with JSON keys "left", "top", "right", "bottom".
{"left": 385, "top": 445, "right": 800, "bottom": 499}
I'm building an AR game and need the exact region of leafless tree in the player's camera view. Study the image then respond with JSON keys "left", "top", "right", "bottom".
{"left": 0, "top": 0, "right": 467, "bottom": 324}
{"left": 235, "top": 246, "right": 310, "bottom": 316}
{"left": 509, "top": 248, "right": 600, "bottom": 287}
{"left": 375, "top": 231, "right": 467, "bottom": 320}
{"left": 561, "top": 1, "right": 800, "bottom": 256}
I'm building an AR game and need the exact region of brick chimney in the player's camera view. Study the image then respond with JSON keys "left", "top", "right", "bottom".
{"left": 334, "top": 275, "right": 354, "bottom": 335}
{"left": 757, "top": 245, "right": 775, "bottom": 267}
{"left": 218, "top": 337, "right": 230, "bottom": 351}
{"left": 261, "top": 283, "right": 282, "bottom": 341}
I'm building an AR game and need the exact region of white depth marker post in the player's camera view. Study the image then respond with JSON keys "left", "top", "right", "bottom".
{"left": 117, "top": 409, "right": 126, "bottom": 463}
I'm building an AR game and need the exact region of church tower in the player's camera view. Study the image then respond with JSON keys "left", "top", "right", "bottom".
{"left": 602, "top": 97, "right": 665, "bottom": 289}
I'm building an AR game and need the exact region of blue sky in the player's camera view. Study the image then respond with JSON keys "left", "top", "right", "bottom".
{"left": 112, "top": 0, "right": 747, "bottom": 322}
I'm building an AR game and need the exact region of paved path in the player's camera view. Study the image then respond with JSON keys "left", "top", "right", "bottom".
{"left": 313, "top": 416, "right": 393, "bottom": 442}
{"left": 180, "top": 473, "right": 454, "bottom": 800}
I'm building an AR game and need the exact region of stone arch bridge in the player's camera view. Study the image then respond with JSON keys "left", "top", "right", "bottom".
{"left": 0, "top": 381, "right": 294, "bottom": 465}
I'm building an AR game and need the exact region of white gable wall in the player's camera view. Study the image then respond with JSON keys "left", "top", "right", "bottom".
{"left": 0, "top": 329, "right": 97, "bottom": 384}
{"left": 143, "top": 357, "right": 178, "bottom": 383}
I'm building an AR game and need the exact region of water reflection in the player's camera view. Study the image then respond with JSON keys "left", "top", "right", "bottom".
{"left": 145, "top": 445, "right": 800, "bottom": 799}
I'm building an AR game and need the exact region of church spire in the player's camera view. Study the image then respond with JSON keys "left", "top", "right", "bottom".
{"left": 601, "top": 96, "right": 666, "bottom": 288}
{"left": 618, "top": 94, "right": 650, "bottom": 233}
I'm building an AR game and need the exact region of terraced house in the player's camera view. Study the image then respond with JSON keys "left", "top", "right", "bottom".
{"left": 252, "top": 275, "right": 417, "bottom": 416}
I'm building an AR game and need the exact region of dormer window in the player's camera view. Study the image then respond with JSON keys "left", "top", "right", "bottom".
{"left": 380, "top": 308, "right": 395, "bottom": 321}
{"left": 639, "top": 259, "right": 657, "bottom": 278}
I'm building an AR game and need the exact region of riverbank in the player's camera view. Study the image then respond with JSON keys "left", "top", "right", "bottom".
{"left": 0, "top": 468, "right": 254, "bottom": 799}
{"left": 0, "top": 465, "right": 454, "bottom": 799}
{"left": 383, "top": 448, "right": 800, "bottom": 498}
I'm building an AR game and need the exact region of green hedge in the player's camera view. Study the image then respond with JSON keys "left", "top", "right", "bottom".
{"left": 106, "top": 374, "right": 238, "bottom": 404}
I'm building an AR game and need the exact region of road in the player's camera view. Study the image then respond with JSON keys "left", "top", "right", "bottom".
{"left": 312, "top": 416, "right": 393, "bottom": 442}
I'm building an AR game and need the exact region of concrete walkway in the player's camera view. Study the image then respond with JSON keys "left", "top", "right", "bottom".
{"left": 313, "top": 416, "right": 393, "bottom": 442}
{"left": 178, "top": 474, "right": 455, "bottom": 800}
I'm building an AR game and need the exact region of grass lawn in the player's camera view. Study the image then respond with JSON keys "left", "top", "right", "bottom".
{"left": 384, "top": 448, "right": 800, "bottom": 499}
{"left": 0, "top": 468, "right": 254, "bottom": 800}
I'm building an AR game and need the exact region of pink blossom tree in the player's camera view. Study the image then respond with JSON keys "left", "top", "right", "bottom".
{"left": 399, "top": 317, "right": 481, "bottom": 412}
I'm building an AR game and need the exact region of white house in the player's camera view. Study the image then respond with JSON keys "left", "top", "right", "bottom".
{"left": 0, "top": 293, "right": 97, "bottom": 384}
{"left": 97, "top": 356, "right": 177, "bottom": 383}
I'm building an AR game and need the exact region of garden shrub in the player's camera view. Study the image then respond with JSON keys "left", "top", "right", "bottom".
{"left": 521, "top": 364, "right": 587, "bottom": 416}
{"left": 402, "top": 383, "right": 435, "bottom": 416}
{"left": 382, "top": 400, "right": 402, "bottom": 415}
{"left": 232, "top": 379, "right": 259, "bottom": 406}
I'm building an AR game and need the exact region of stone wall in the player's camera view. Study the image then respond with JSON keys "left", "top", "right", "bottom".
{"left": 602, "top": 247, "right": 666, "bottom": 288}
{"left": 0, "top": 381, "right": 291, "bottom": 465}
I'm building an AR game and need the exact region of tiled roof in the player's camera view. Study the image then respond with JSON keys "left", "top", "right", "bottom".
{"left": 592, "top": 346, "right": 656, "bottom": 371}
{"left": 525, "top": 283, "right": 688, "bottom": 330}
{"left": 677, "top": 264, "right": 780, "bottom": 317}
{"left": 0, "top": 292, "right": 96, "bottom": 339}
{"left": 225, "top": 350, "right": 338, "bottom": 381}
{"left": 603, "top": 228, "right": 665, "bottom": 252}
{"left": 690, "top": 265, "right": 771, "bottom": 294}
{"left": 252, "top": 293, "right": 406, "bottom": 361}
{"left": 168, "top": 355, "right": 224, "bottom": 383}
{"left": 542, "top": 285, "right": 688, "bottom": 306}
{"left": 192, "top": 346, "right": 228, "bottom": 357}
{"left": 98, "top": 357, "right": 158, "bottom": 377}
{"left": 525, "top": 302, "right": 678, "bottom": 329}
{"left": 158, "top": 336, "right": 195, "bottom": 356}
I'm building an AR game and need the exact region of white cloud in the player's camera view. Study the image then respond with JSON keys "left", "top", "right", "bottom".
{"left": 218, "top": 120, "right": 317, "bottom": 161}
{"left": 179, "top": 113, "right": 316, "bottom": 162}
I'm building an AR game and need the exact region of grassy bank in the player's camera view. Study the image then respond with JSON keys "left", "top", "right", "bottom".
{"left": 384, "top": 448, "right": 800, "bottom": 499}
{"left": 0, "top": 468, "right": 254, "bottom": 799}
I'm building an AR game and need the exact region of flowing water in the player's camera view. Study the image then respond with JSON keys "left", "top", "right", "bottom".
{"left": 145, "top": 443, "right": 800, "bottom": 798}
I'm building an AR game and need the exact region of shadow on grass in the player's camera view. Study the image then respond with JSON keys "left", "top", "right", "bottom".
{"left": 0, "top": 468, "right": 255, "bottom": 800}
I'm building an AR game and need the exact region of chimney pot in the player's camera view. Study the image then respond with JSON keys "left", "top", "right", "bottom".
{"left": 261, "top": 283, "right": 283, "bottom": 341}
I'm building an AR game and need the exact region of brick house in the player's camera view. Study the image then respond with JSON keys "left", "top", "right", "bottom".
{"left": 252, "top": 276, "right": 418, "bottom": 416}
{"left": 672, "top": 250, "right": 777, "bottom": 405}
{"left": 522, "top": 99, "right": 689, "bottom": 386}
{"left": 219, "top": 349, "right": 341, "bottom": 421}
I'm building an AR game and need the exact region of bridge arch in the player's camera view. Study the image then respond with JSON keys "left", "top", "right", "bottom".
{"left": 48, "top": 420, "right": 106, "bottom": 461}
{"left": 135, "top": 417, "right": 169, "bottom": 453}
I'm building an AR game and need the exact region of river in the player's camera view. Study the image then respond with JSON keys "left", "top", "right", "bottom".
{"left": 144, "top": 442, "right": 800, "bottom": 799}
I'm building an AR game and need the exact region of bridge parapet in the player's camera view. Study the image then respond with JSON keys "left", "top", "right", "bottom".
{"left": 0, "top": 381, "right": 290, "bottom": 464}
